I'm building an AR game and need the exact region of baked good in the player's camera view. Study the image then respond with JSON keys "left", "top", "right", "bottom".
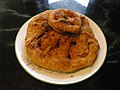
{"left": 25, "top": 8, "right": 99, "bottom": 73}
{"left": 48, "top": 8, "right": 82, "bottom": 33}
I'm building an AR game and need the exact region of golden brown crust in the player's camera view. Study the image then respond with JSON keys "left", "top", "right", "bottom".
{"left": 25, "top": 9, "right": 100, "bottom": 73}
{"left": 48, "top": 8, "right": 82, "bottom": 34}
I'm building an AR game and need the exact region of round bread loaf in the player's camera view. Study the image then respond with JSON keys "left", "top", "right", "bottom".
{"left": 25, "top": 9, "right": 99, "bottom": 73}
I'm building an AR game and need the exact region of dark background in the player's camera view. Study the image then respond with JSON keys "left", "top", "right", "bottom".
{"left": 0, "top": 0, "right": 120, "bottom": 90}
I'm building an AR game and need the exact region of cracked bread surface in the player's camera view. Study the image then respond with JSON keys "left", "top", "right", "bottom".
{"left": 25, "top": 9, "right": 99, "bottom": 73}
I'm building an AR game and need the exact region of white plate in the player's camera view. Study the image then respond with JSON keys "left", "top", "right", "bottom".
{"left": 15, "top": 12, "right": 107, "bottom": 85}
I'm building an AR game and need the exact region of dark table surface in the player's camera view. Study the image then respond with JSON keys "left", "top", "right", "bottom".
{"left": 0, "top": 0, "right": 120, "bottom": 90}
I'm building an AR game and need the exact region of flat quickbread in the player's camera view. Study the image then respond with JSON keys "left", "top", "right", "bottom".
{"left": 25, "top": 9, "right": 99, "bottom": 73}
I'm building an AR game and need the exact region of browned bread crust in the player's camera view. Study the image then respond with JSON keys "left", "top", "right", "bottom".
{"left": 25, "top": 9, "right": 99, "bottom": 73}
{"left": 48, "top": 8, "right": 82, "bottom": 34}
